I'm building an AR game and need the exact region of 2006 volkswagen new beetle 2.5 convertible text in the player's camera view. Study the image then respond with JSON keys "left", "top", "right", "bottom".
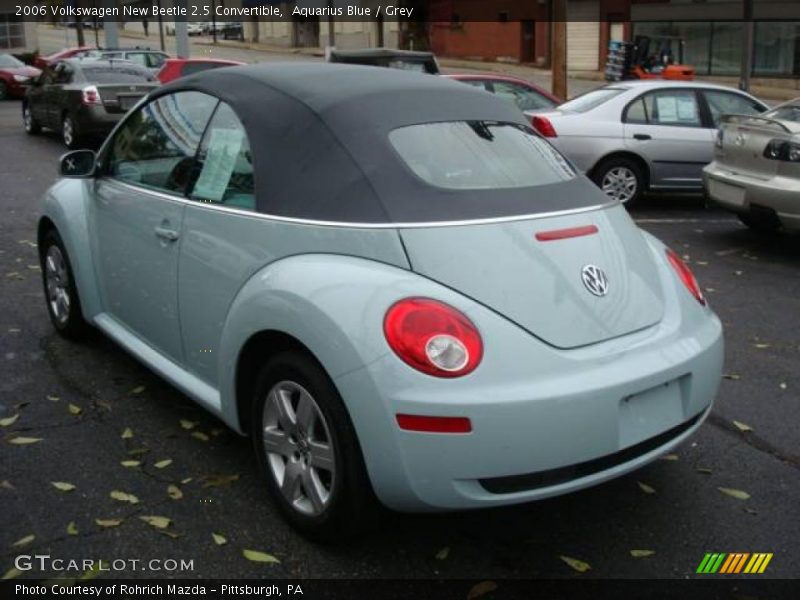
{"left": 38, "top": 64, "right": 723, "bottom": 539}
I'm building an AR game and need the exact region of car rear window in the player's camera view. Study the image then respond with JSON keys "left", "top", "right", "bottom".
{"left": 559, "top": 88, "right": 625, "bottom": 113}
{"left": 82, "top": 67, "right": 153, "bottom": 84}
{"left": 389, "top": 121, "right": 575, "bottom": 190}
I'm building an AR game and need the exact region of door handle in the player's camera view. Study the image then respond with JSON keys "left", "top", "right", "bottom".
{"left": 154, "top": 225, "right": 180, "bottom": 242}
{"left": 633, "top": 133, "right": 652, "bottom": 141}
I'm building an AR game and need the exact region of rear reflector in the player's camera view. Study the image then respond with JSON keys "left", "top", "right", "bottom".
{"left": 535, "top": 225, "right": 598, "bottom": 241}
{"left": 396, "top": 414, "right": 472, "bottom": 434}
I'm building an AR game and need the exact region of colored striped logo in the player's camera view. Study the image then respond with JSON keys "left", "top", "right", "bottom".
{"left": 696, "top": 552, "right": 773, "bottom": 574}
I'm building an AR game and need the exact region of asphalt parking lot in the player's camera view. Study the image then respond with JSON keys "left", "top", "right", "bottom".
{"left": 0, "top": 97, "right": 798, "bottom": 581}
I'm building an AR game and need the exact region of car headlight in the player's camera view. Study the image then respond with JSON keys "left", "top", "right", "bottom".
{"left": 13, "top": 74, "right": 30, "bottom": 83}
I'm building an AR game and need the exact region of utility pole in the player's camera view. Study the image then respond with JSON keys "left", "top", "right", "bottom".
{"left": 328, "top": 1, "right": 336, "bottom": 49}
{"left": 739, "top": 0, "right": 754, "bottom": 91}
{"left": 551, "top": 0, "right": 567, "bottom": 100}
{"left": 211, "top": 0, "right": 218, "bottom": 44}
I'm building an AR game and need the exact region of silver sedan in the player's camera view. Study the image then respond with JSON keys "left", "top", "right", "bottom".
{"left": 704, "top": 100, "right": 800, "bottom": 232}
{"left": 526, "top": 81, "right": 767, "bottom": 204}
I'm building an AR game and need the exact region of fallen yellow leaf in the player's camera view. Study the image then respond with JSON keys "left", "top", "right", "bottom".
{"left": 718, "top": 487, "right": 750, "bottom": 501}
{"left": 11, "top": 534, "right": 35, "bottom": 548}
{"left": 167, "top": 485, "right": 183, "bottom": 500}
{"left": 179, "top": 419, "right": 198, "bottom": 430}
{"left": 630, "top": 549, "right": 656, "bottom": 558}
{"left": 560, "top": 555, "right": 591, "bottom": 573}
{"left": 242, "top": 549, "right": 280, "bottom": 564}
{"left": 121, "top": 428, "right": 133, "bottom": 439}
{"left": 212, "top": 532, "right": 227, "bottom": 546}
{"left": 191, "top": 431, "right": 209, "bottom": 442}
{"left": 130, "top": 386, "right": 146, "bottom": 395}
{"left": 696, "top": 467, "right": 713, "bottom": 475}
{"left": 109, "top": 490, "right": 139, "bottom": 504}
{"left": 153, "top": 459, "right": 173, "bottom": 469}
{"left": 95, "top": 519, "right": 123, "bottom": 528}
{"left": 7, "top": 436, "right": 42, "bottom": 445}
{"left": 67, "top": 522, "right": 78, "bottom": 536}
{"left": 68, "top": 403, "right": 82, "bottom": 416}
{"left": 51, "top": 481, "right": 76, "bottom": 492}
{"left": 733, "top": 420, "right": 753, "bottom": 432}
{"left": 46, "top": 395, "right": 60, "bottom": 402}
{"left": 139, "top": 515, "right": 171, "bottom": 530}
{"left": 637, "top": 481, "right": 656, "bottom": 494}
{"left": 201, "top": 474, "right": 240, "bottom": 488}
{"left": 120, "top": 460, "right": 141, "bottom": 468}
{"left": 660, "top": 454, "right": 679, "bottom": 461}
{"left": 435, "top": 547, "right": 450, "bottom": 560}
{"left": 466, "top": 581, "right": 497, "bottom": 600}
{"left": 0, "top": 414, "right": 19, "bottom": 427}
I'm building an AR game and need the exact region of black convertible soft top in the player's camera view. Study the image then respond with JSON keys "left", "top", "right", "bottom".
{"left": 154, "top": 63, "right": 600, "bottom": 224}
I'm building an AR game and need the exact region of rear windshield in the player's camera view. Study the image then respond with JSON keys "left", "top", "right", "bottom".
{"left": 82, "top": 67, "right": 153, "bottom": 84}
{"left": 390, "top": 121, "right": 575, "bottom": 190}
{"left": 764, "top": 103, "right": 800, "bottom": 123}
{"left": 559, "top": 88, "right": 625, "bottom": 113}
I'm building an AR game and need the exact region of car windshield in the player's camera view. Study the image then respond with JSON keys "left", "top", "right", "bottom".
{"left": 0, "top": 54, "right": 25, "bottom": 68}
{"left": 390, "top": 121, "right": 575, "bottom": 190}
{"left": 82, "top": 67, "right": 153, "bottom": 83}
{"left": 764, "top": 103, "right": 800, "bottom": 123}
{"left": 559, "top": 88, "right": 626, "bottom": 113}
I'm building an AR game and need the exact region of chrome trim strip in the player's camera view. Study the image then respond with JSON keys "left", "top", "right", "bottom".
{"left": 101, "top": 178, "right": 616, "bottom": 229}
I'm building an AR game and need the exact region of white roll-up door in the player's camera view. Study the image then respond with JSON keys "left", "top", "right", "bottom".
{"left": 567, "top": 2, "right": 600, "bottom": 70}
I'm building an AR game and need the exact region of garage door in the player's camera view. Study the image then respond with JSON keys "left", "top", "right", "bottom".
{"left": 567, "top": 1, "right": 600, "bottom": 70}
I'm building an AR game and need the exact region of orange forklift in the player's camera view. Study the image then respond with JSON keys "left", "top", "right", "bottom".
{"left": 605, "top": 35, "right": 696, "bottom": 82}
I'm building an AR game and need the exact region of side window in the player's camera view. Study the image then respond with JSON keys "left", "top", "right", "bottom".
{"left": 624, "top": 97, "right": 648, "bottom": 124}
{"left": 106, "top": 91, "right": 218, "bottom": 194}
{"left": 463, "top": 79, "right": 490, "bottom": 91}
{"left": 641, "top": 90, "right": 701, "bottom": 127}
{"left": 703, "top": 91, "right": 764, "bottom": 128}
{"left": 181, "top": 62, "right": 222, "bottom": 77}
{"left": 147, "top": 53, "right": 167, "bottom": 69}
{"left": 189, "top": 102, "right": 255, "bottom": 211}
{"left": 125, "top": 53, "right": 148, "bottom": 67}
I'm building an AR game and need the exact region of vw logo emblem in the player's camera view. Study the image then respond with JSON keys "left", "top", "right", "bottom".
{"left": 581, "top": 265, "right": 609, "bottom": 297}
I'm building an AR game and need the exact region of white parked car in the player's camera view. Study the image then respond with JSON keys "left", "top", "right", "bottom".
{"left": 526, "top": 81, "right": 767, "bottom": 204}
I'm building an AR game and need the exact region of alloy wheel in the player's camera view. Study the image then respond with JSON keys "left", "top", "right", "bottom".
{"left": 261, "top": 380, "right": 336, "bottom": 517}
{"left": 601, "top": 166, "right": 638, "bottom": 203}
{"left": 44, "top": 245, "right": 71, "bottom": 326}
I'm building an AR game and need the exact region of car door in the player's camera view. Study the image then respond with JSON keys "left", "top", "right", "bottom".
{"left": 90, "top": 91, "right": 218, "bottom": 362}
{"left": 700, "top": 89, "right": 767, "bottom": 129}
{"left": 623, "top": 88, "right": 714, "bottom": 189}
{"left": 42, "top": 63, "right": 70, "bottom": 127}
{"left": 51, "top": 62, "right": 76, "bottom": 126}
{"left": 27, "top": 67, "right": 53, "bottom": 124}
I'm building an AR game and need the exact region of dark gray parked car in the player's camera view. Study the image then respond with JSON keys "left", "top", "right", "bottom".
{"left": 23, "top": 59, "right": 158, "bottom": 148}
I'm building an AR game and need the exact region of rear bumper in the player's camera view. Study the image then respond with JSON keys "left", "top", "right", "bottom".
{"left": 704, "top": 162, "right": 800, "bottom": 231}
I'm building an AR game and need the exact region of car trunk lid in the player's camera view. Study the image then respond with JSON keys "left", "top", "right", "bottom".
{"left": 399, "top": 203, "right": 664, "bottom": 349}
{"left": 717, "top": 114, "right": 800, "bottom": 179}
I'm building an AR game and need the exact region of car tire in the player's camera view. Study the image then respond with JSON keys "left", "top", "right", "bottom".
{"left": 40, "top": 229, "right": 90, "bottom": 340}
{"left": 62, "top": 114, "right": 82, "bottom": 149}
{"left": 250, "top": 350, "right": 379, "bottom": 542}
{"left": 738, "top": 211, "right": 781, "bottom": 233}
{"left": 592, "top": 156, "right": 646, "bottom": 205}
{"left": 23, "top": 104, "right": 41, "bottom": 134}
{"left": 0, "top": 81, "right": 8, "bottom": 101}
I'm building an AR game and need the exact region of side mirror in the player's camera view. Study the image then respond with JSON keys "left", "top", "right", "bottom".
{"left": 60, "top": 149, "right": 96, "bottom": 178}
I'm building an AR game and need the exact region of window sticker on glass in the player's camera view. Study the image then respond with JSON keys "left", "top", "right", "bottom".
{"left": 656, "top": 96, "right": 679, "bottom": 122}
{"left": 676, "top": 96, "right": 697, "bottom": 121}
{"left": 192, "top": 128, "right": 245, "bottom": 202}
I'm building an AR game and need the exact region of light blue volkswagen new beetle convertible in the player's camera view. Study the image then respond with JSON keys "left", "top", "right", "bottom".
{"left": 38, "top": 63, "right": 723, "bottom": 539}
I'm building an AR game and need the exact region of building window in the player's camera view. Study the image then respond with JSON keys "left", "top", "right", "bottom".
{"left": 754, "top": 22, "right": 800, "bottom": 76}
{"left": 0, "top": 14, "right": 25, "bottom": 50}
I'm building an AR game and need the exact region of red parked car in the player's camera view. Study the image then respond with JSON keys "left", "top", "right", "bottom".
{"left": 444, "top": 73, "right": 560, "bottom": 113}
{"left": 0, "top": 54, "right": 41, "bottom": 100}
{"left": 157, "top": 58, "right": 245, "bottom": 84}
{"left": 33, "top": 46, "right": 98, "bottom": 69}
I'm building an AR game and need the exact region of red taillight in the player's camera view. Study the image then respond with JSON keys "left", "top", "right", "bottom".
{"left": 666, "top": 249, "right": 706, "bottom": 306}
{"left": 535, "top": 225, "right": 598, "bottom": 242}
{"left": 383, "top": 298, "right": 483, "bottom": 378}
{"left": 81, "top": 85, "right": 101, "bottom": 106}
{"left": 396, "top": 414, "right": 472, "bottom": 434}
{"left": 531, "top": 115, "right": 557, "bottom": 138}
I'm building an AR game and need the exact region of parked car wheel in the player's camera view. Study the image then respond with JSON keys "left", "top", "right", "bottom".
{"left": 40, "top": 229, "right": 89, "bottom": 339}
{"left": 592, "top": 156, "right": 645, "bottom": 205}
{"left": 250, "top": 351, "right": 377, "bottom": 541}
{"left": 62, "top": 114, "right": 81, "bottom": 149}
{"left": 23, "top": 104, "right": 41, "bottom": 134}
{"left": 738, "top": 210, "right": 781, "bottom": 233}
{"left": 0, "top": 81, "right": 8, "bottom": 101}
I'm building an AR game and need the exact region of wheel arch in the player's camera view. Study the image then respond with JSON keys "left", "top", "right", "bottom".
{"left": 589, "top": 150, "right": 652, "bottom": 191}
